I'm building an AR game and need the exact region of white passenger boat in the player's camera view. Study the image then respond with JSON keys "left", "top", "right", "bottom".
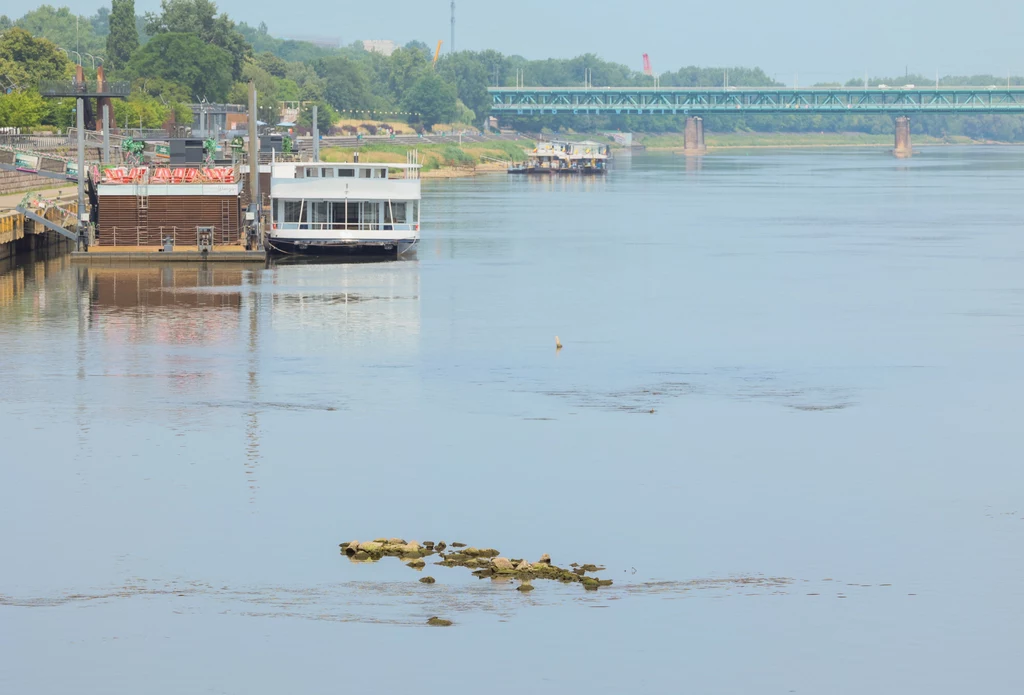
{"left": 266, "top": 158, "right": 421, "bottom": 257}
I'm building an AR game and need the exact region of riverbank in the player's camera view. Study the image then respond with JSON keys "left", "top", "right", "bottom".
{"left": 320, "top": 140, "right": 535, "bottom": 179}
{"left": 319, "top": 131, "right": 1013, "bottom": 180}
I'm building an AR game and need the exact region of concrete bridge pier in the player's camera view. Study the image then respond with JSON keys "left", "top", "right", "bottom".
{"left": 683, "top": 116, "right": 707, "bottom": 155}
{"left": 894, "top": 116, "right": 912, "bottom": 158}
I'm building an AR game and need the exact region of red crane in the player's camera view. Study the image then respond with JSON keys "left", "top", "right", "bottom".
{"left": 642, "top": 54, "right": 653, "bottom": 77}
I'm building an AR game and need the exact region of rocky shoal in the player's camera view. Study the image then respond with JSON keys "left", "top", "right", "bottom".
{"left": 339, "top": 539, "right": 612, "bottom": 590}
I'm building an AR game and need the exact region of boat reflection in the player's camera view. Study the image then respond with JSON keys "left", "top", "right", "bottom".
{"left": 10, "top": 256, "right": 421, "bottom": 504}
{"left": 266, "top": 256, "right": 421, "bottom": 350}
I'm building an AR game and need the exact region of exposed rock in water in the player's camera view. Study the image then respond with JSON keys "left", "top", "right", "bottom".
{"left": 435, "top": 553, "right": 492, "bottom": 569}
{"left": 339, "top": 537, "right": 611, "bottom": 592}
{"left": 462, "top": 547, "right": 501, "bottom": 558}
{"left": 491, "top": 557, "right": 515, "bottom": 572}
{"left": 427, "top": 617, "right": 453, "bottom": 627}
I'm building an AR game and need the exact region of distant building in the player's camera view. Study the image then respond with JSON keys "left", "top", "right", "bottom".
{"left": 191, "top": 103, "right": 247, "bottom": 138}
{"left": 362, "top": 40, "right": 398, "bottom": 56}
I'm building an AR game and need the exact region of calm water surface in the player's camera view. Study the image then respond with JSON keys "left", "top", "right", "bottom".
{"left": 1, "top": 148, "right": 1023, "bottom": 693}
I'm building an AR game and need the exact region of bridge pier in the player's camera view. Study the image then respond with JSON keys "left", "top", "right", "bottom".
{"left": 894, "top": 116, "right": 912, "bottom": 158}
{"left": 683, "top": 116, "right": 707, "bottom": 155}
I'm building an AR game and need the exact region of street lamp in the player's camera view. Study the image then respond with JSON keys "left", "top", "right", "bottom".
{"left": 84, "top": 53, "right": 96, "bottom": 69}
{"left": 69, "top": 50, "right": 82, "bottom": 66}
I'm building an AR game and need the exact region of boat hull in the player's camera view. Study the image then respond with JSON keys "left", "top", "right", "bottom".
{"left": 266, "top": 237, "right": 418, "bottom": 257}
{"left": 508, "top": 167, "right": 608, "bottom": 175}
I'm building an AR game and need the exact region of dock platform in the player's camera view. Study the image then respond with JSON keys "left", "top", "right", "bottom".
{"left": 71, "top": 246, "right": 266, "bottom": 263}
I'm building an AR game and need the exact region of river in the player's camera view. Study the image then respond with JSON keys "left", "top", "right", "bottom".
{"left": 1, "top": 148, "right": 1022, "bottom": 693}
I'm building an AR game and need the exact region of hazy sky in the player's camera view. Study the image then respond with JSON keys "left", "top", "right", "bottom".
{"left": 64, "top": 0, "right": 1024, "bottom": 83}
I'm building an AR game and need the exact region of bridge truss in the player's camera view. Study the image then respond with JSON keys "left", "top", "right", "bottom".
{"left": 488, "top": 87, "right": 1024, "bottom": 115}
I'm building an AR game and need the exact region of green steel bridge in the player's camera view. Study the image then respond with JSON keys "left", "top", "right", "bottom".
{"left": 488, "top": 86, "right": 1024, "bottom": 116}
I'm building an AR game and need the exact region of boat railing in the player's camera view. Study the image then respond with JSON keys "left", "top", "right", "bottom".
{"left": 273, "top": 222, "right": 419, "bottom": 232}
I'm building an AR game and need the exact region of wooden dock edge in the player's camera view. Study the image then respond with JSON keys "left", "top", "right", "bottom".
{"left": 71, "top": 250, "right": 267, "bottom": 263}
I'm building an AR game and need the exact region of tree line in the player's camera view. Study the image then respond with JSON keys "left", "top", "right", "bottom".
{"left": 3, "top": 2, "right": 1024, "bottom": 141}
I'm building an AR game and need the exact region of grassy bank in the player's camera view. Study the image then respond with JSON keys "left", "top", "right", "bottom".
{"left": 320, "top": 140, "right": 535, "bottom": 174}
{"left": 640, "top": 132, "right": 981, "bottom": 149}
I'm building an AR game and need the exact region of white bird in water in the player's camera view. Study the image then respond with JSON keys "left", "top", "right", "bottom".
{"left": 555, "top": 336, "right": 563, "bottom": 350}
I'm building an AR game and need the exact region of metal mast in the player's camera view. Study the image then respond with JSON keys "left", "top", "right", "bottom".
{"left": 450, "top": 2, "right": 455, "bottom": 53}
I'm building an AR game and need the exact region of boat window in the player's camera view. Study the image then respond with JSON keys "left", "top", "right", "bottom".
{"left": 283, "top": 200, "right": 306, "bottom": 223}
{"left": 311, "top": 201, "right": 329, "bottom": 224}
{"left": 379, "top": 168, "right": 387, "bottom": 179}
{"left": 294, "top": 167, "right": 304, "bottom": 179}
{"left": 322, "top": 168, "right": 335, "bottom": 178}
{"left": 361, "top": 202, "right": 379, "bottom": 227}
{"left": 338, "top": 169, "right": 354, "bottom": 177}
{"left": 360, "top": 168, "right": 371, "bottom": 179}
{"left": 331, "top": 202, "right": 347, "bottom": 226}
{"left": 306, "top": 167, "right": 319, "bottom": 177}
{"left": 385, "top": 202, "right": 407, "bottom": 224}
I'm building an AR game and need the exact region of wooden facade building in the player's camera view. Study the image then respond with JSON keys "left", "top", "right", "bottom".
{"left": 95, "top": 168, "right": 244, "bottom": 248}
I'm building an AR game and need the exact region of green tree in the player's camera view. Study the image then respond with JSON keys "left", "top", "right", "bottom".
{"left": 255, "top": 51, "right": 288, "bottom": 78}
{"left": 438, "top": 51, "right": 491, "bottom": 123}
{"left": 403, "top": 72, "right": 458, "bottom": 129}
{"left": 106, "top": 0, "right": 139, "bottom": 70}
{"left": 116, "top": 91, "right": 187, "bottom": 129}
{"left": 15, "top": 6, "right": 105, "bottom": 55}
{"left": 132, "top": 76, "right": 190, "bottom": 104}
{"left": 0, "top": 28, "right": 70, "bottom": 88}
{"left": 297, "top": 100, "right": 336, "bottom": 133}
{"left": 387, "top": 47, "right": 429, "bottom": 97}
{"left": 314, "top": 55, "right": 373, "bottom": 115}
{"left": 224, "top": 60, "right": 299, "bottom": 123}
{"left": 144, "top": 0, "right": 251, "bottom": 80}
{"left": 90, "top": 8, "right": 110, "bottom": 37}
{"left": 0, "top": 90, "right": 48, "bottom": 128}
{"left": 236, "top": 22, "right": 338, "bottom": 63}
{"left": 127, "top": 32, "right": 232, "bottom": 101}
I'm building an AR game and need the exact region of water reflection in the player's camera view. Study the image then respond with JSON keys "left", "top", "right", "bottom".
{"left": 1, "top": 256, "right": 421, "bottom": 503}
{"left": 267, "top": 257, "right": 421, "bottom": 350}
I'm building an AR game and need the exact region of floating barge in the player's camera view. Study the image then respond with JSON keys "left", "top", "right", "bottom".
{"left": 72, "top": 164, "right": 266, "bottom": 263}
{"left": 508, "top": 140, "right": 611, "bottom": 175}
